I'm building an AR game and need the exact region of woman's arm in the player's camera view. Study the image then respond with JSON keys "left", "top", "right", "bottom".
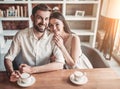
{"left": 53, "top": 34, "right": 82, "bottom": 67}
{"left": 70, "top": 35, "right": 82, "bottom": 64}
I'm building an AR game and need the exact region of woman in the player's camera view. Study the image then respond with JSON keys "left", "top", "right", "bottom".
{"left": 49, "top": 12, "right": 93, "bottom": 69}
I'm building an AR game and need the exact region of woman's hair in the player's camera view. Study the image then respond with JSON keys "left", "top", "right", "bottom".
{"left": 32, "top": 4, "right": 51, "bottom": 16}
{"left": 50, "top": 12, "right": 72, "bottom": 33}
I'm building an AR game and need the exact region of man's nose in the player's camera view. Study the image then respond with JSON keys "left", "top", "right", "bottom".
{"left": 41, "top": 19, "right": 46, "bottom": 24}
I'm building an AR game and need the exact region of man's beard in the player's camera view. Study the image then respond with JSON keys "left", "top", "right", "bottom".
{"left": 34, "top": 23, "right": 47, "bottom": 33}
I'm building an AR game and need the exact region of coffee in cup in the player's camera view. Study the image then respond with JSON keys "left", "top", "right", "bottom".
{"left": 73, "top": 71, "right": 85, "bottom": 81}
{"left": 19, "top": 73, "right": 32, "bottom": 84}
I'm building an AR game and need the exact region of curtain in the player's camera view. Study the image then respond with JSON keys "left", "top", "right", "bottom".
{"left": 113, "top": 20, "right": 120, "bottom": 56}
{"left": 100, "top": 18, "right": 118, "bottom": 60}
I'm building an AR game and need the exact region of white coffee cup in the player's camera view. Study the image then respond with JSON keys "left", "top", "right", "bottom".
{"left": 73, "top": 71, "right": 85, "bottom": 81}
{"left": 19, "top": 73, "right": 32, "bottom": 84}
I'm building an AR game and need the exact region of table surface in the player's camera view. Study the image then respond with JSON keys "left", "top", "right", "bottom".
{"left": 0, "top": 68, "right": 120, "bottom": 89}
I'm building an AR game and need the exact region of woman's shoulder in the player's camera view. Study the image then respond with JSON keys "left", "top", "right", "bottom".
{"left": 71, "top": 34, "right": 80, "bottom": 41}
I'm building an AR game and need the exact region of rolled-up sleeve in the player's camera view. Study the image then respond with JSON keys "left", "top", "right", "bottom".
{"left": 52, "top": 42, "right": 65, "bottom": 64}
{"left": 5, "top": 32, "right": 21, "bottom": 61}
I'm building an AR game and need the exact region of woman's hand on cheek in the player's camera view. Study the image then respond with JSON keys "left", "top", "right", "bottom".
{"left": 54, "top": 35, "right": 64, "bottom": 48}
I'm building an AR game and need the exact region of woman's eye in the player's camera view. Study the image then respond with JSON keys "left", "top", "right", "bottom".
{"left": 49, "top": 24, "right": 53, "bottom": 27}
{"left": 56, "top": 23, "right": 59, "bottom": 26}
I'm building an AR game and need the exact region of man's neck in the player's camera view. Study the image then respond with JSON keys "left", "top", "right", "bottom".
{"left": 33, "top": 29, "right": 44, "bottom": 40}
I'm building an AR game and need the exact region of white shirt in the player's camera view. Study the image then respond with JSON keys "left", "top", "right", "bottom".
{"left": 5, "top": 27, "right": 65, "bottom": 66}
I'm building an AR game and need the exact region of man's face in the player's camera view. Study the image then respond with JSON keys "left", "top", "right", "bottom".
{"left": 32, "top": 10, "right": 51, "bottom": 33}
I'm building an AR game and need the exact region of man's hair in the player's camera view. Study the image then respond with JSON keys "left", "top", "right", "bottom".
{"left": 32, "top": 4, "right": 51, "bottom": 16}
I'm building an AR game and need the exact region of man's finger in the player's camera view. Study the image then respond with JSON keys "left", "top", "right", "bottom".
{"left": 15, "top": 71, "right": 21, "bottom": 77}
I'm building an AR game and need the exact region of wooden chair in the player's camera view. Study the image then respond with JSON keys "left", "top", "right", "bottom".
{"left": 81, "top": 44, "right": 109, "bottom": 68}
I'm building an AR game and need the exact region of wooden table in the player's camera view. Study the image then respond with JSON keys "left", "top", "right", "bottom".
{"left": 0, "top": 68, "right": 120, "bottom": 89}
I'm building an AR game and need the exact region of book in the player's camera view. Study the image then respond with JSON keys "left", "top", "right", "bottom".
{"left": 20, "top": 6, "right": 23, "bottom": 17}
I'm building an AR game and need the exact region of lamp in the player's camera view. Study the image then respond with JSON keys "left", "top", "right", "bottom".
{"left": 101, "top": 0, "right": 120, "bottom": 19}
{"left": 100, "top": 0, "right": 120, "bottom": 60}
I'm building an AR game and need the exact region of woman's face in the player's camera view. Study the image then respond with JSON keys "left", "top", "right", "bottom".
{"left": 49, "top": 18, "right": 64, "bottom": 34}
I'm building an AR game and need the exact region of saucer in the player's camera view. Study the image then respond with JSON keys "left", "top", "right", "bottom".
{"left": 70, "top": 74, "right": 88, "bottom": 85}
{"left": 17, "top": 76, "right": 36, "bottom": 87}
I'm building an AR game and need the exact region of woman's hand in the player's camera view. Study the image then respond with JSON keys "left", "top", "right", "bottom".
{"left": 53, "top": 33, "right": 64, "bottom": 49}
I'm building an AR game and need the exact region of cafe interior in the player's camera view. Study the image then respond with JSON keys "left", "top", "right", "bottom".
{"left": 0, "top": 0, "right": 120, "bottom": 89}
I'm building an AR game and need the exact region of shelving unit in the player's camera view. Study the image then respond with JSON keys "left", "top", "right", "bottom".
{"left": 0, "top": 0, "right": 101, "bottom": 47}
{"left": 65, "top": 0, "right": 101, "bottom": 47}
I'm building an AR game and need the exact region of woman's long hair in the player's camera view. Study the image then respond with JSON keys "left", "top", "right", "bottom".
{"left": 50, "top": 12, "right": 72, "bottom": 33}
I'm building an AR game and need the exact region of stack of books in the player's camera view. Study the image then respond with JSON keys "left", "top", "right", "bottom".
{"left": 0, "top": 5, "right": 28, "bottom": 17}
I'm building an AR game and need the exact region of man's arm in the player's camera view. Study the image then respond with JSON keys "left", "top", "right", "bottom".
{"left": 19, "top": 62, "right": 64, "bottom": 74}
{"left": 32, "top": 62, "right": 64, "bottom": 73}
{"left": 4, "top": 58, "right": 14, "bottom": 76}
{"left": 4, "top": 58, "right": 21, "bottom": 82}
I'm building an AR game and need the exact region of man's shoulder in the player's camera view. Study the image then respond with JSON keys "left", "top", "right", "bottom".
{"left": 18, "top": 28, "right": 30, "bottom": 34}
{"left": 16, "top": 28, "right": 31, "bottom": 36}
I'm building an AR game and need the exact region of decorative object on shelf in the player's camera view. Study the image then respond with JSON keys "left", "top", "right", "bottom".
{"left": 7, "top": 6, "right": 16, "bottom": 17}
{"left": 100, "top": 0, "right": 120, "bottom": 60}
{"left": 75, "top": 10, "right": 85, "bottom": 17}
{"left": 52, "top": 6, "right": 60, "bottom": 12}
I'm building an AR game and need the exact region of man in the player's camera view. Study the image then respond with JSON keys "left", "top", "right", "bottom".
{"left": 4, "top": 4, "right": 65, "bottom": 82}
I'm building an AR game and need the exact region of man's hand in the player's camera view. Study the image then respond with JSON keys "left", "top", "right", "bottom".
{"left": 9, "top": 70, "right": 20, "bottom": 82}
{"left": 50, "top": 55, "right": 56, "bottom": 62}
{"left": 19, "top": 64, "right": 32, "bottom": 74}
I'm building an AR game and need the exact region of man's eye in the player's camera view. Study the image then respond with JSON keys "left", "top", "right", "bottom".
{"left": 37, "top": 17, "right": 42, "bottom": 19}
{"left": 35, "top": 16, "right": 42, "bottom": 20}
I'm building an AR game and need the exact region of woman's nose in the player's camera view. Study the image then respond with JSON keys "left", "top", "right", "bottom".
{"left": 54, "top": 29, "right": 57, "bottom": 33}
{"left": 53, "top": 29, "right": 58, "bottom": 34}
{"left": 53, "top": 25, "right": 57, "bottom": 31}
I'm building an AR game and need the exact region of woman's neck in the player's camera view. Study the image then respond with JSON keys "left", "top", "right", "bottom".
{"left": 61, "top": 32, "right": 70, "bottom": 42}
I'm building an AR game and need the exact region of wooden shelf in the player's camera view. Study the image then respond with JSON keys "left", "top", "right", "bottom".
{"left": 0, "top": 17, "right": 29, "bottom": 21}
{"left": 3, "top": 30, "right": 19, "bottom": 36}
{"left": 0, "top": 0, "right": 101, "bottom": 47}
{"left": 66, "top": 1, "right": 99, "bottom": 4}
{"left": 71, "top": 29, "right": 94, "bottom": 36}
{"left": 65, "top": 16, "right": 96, "bottom": 20}
{"left": 0, "top": 1, "right": 28, "bottom": 4}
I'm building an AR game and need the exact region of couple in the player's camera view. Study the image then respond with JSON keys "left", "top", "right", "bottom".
{"left": 4, "top": 4, "right": 93, "bottom": 82}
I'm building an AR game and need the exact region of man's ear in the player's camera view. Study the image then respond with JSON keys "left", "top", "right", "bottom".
{"left": 31, "top": 15, "right": 34, "bottom": 22}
